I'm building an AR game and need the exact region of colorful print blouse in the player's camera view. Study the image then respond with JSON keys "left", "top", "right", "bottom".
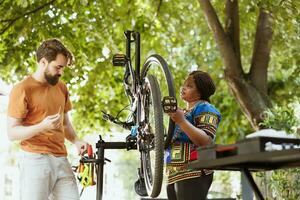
{"left": 165, "top": 101, "right": 221, "bottom": 184}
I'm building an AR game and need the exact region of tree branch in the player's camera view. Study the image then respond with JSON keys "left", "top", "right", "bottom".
{"left": 0, "top": 0, "right": 56, "bottom": 35}
{"left": 198, "top": 0, "right": 243, "bottom": 78}
{"left": 0, "top": 0, "right": 5, "bottom": 6}
{"left": 249, "top": 9, "right": 273, "bottom": 93}
{"left": 147, "top": 0, "right": 163, "bottom": 31}
{"left": 126, "top": 0, "right": 132, "bottom": 17}
{"left": 157, "top": 0, "right": 163, "bottom": 14}
{"left": 225, "top": 0, "right": 242, "bottom": 69}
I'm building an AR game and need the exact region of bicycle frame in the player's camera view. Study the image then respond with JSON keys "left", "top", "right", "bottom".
{"left": 123, "top": 31, "right": 156, "bottom": 194}
{"left": 125, "top": 30, "right": 140, "bottom": 85}
{"left": 123, "top": 31, "right": 145, "bottom": 130}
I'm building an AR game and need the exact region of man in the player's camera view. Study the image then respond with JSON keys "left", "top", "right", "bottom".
{"left": 7, "top": 39, "right": 88, "bottom": 200}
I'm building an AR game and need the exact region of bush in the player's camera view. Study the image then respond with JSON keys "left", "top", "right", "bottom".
{"left": 258, "top": 101, "right": 300, "bottom": 200}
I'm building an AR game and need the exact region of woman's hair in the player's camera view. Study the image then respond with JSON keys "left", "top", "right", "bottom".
{"left": 189, "top": 70, "right": 216, "bottom": 102}
{"left": 36, "top": 38, "right": 74, "bottom": 65}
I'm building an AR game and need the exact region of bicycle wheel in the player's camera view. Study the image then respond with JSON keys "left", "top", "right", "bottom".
{"left": 140, "top": 74, "right": 164, "bottom": 198}
{"left": 141, "top": 54, "right": 175, "bottom": 149}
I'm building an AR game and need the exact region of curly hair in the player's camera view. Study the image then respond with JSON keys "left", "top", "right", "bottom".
{"left": 189, "top": 70, "right": 216, "bottom": 102}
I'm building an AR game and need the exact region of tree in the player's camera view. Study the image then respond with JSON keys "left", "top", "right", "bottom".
{"left": 198, "top": 0, "right": 299, "bottom": 130}
{"left": 196, "top": 2, "right": 300, "bottom": 197}
{"left": 1, "top": 0, "right": 299, "bottom": 198}
{"left": 0, "top": 0, "right": 299, "bottom": 137}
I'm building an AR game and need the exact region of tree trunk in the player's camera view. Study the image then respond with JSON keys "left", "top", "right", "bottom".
{"left": 226, "top": 75, "right": 270, "bottom": 130}
{"left": 198, "top": 0, "right": 273, "bottom": 130}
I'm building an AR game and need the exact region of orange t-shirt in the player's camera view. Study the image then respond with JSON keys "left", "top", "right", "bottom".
{"left": 8, "top": 76, "right": 72, "bottom": 156}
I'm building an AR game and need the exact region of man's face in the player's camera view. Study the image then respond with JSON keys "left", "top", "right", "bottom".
{"left": 44, "top": 54, "right": 68, "bottom": 85}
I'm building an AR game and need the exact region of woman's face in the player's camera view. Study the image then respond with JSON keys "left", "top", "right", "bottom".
{"left": 180, "top": 75, "right": 201, "bottom": 102}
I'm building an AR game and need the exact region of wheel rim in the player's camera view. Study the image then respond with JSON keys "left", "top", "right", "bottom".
{"left": 141, "top": 54, "right": 176, "bottom": 149}
{"left": 140, "top": 75, "right": 164, "bottom": 198}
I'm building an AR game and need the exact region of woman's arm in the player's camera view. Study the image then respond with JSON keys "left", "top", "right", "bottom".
{"left": 168, "top": 109, "right": 212, "bottom": 146}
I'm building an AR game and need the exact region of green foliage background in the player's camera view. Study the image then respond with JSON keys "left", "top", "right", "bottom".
{"left": 1, "top": 0, "right": 299, "bottom": 198}
{"left": 1, "top": 0, "right": 299, "bottom": 140}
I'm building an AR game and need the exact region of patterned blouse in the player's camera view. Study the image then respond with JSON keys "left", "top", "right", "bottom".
{"left": 165, "top": 100, "right": 221, "bottom": 184}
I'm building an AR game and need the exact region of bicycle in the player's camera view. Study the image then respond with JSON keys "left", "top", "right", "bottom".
{"left": 101, "top": 30, "right": 176, "bottom": 198}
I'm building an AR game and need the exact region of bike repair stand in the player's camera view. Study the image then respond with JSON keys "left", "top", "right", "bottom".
{"left": 82, "top": 135, "right": 137, "bottom": 200}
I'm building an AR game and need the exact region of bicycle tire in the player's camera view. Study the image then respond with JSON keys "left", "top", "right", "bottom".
{"left": 141, "top": 74, "right": 164, "bottom": 198}
{"left": 141, "top": 54, "right": 175, "bottom": 149}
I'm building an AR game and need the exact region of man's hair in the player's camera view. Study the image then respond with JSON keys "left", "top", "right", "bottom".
{"left": 36, "top": 39, "right": 74, "bottom": 65}
{"left": 189, "top": 70, "right": 216, "bottom": 102}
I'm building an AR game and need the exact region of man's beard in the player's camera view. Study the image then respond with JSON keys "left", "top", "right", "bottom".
{"left": 44, "top": 68, "right": 60, "bottom": 86}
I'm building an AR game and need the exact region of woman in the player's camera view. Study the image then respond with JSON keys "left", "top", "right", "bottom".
{"left": 166, "top": 70, "right": 221, "bottom": 200}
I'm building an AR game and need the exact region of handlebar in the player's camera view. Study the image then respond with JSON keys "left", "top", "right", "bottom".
{"left": 101, "top": 110, "right": 133, "bottom": 130}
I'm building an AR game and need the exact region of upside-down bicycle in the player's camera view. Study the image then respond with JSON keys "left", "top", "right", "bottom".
{"left": 80, "top": 30, "right": 177, "bottom": 199}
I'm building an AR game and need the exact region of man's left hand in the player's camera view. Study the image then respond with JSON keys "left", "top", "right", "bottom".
{"left": 74, "top": 139, "right": 88, "bottom": 155}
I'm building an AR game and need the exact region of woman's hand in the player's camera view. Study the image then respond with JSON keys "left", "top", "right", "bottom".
{"left": 168, "top": 109, "right": 186, "bottom": 125}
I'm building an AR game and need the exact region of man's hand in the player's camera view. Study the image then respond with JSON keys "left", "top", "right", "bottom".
{"left": 7, "top": 107, "right": 63, "bottom": 141}
{"left": 74, "top": 139, "right": 88, "bottom": 155}
{"left": 39, "top": 112, "right": 62, "bottom": 131}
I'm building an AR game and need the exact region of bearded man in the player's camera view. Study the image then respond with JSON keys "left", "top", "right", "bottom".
{"left": 7, "top": 39, "right": 88, "bottom": 200}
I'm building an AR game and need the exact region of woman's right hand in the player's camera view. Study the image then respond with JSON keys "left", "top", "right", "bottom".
{"left": 168, "top": 109, "right": 186, "bottom": 125}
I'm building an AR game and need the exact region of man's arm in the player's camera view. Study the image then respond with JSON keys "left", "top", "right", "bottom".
{"left": 63, "top": 112, "right": 88, "bottom": 155}
{"left": 7, "top": 113, "right": 62, "bottom": 141}
{"left": 7, "top": 117, "right": 43, "bottom": 141}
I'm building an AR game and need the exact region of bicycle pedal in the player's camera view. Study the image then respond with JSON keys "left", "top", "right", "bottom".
{"left": 162, "top": 96, "right": 177, "bottom": 113}
{"left": 112, "top": 54, "right": 127, "bottom": 66}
